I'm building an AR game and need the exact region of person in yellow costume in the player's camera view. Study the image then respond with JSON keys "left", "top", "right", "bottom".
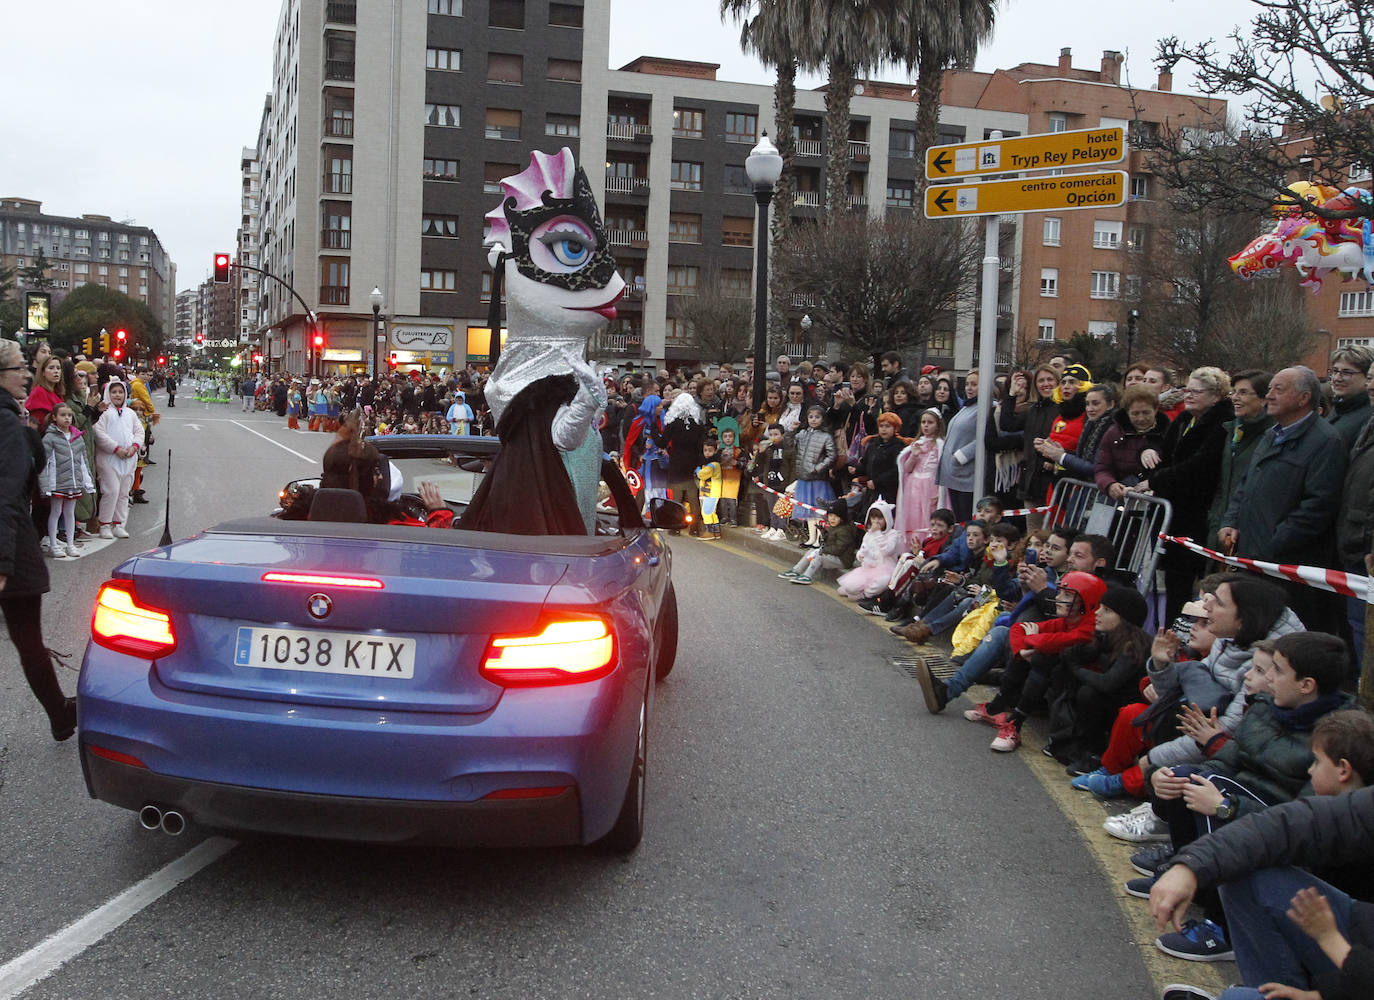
{"left": 695, "top": 437, "right": 724, "bottom": 540}
{"left": 125, "top": 369, "right": 159, "bottom": 504}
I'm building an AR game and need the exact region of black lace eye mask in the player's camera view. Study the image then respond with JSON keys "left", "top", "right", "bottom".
{"left": 504, "top": 167, "right": 618, "bottom": 292}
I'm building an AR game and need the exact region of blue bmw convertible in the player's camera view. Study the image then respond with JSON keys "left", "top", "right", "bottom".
{"left": 77, "top": 435, "right": 682, "bottom": 852}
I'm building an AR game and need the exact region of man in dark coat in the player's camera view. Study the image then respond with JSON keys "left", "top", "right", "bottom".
{"left": 1326, "top": 345, "right": 1374, "bottom": 450}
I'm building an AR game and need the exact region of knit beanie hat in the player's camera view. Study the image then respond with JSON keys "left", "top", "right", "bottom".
{"left": 1100, "top": 586, "right": 1148, "bottom": 628}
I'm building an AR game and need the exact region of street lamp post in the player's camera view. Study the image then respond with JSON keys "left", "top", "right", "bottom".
{"left": 746, "top": 134, "right": 784, "bottom": 410}
{"left": 800, "top": 313, "right": 812, "bottom": 358}
{"left": 369, "top": 286, "right": 384, "bottom": 379}
{"left": 1125, "top": 308, "right": 1140, "bottom": 368}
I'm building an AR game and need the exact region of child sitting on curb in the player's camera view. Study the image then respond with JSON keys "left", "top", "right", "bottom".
{"left": 778, "top": 501, "right": 859, "bottom": 586}
{"left": 836, "top": 500, "right": 903, "bottom": 600}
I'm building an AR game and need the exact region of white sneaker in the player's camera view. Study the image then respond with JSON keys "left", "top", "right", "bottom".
{"left": 99, "top": 526, "right": 114, "bottom": 540}
{"left": 51, "top": 545, "right": 68, "bottom": 558}
{"left": 1104, "top": 802, "right": 1171, "bottom": 843}
{"left": 66, "top": 543, "right": 81, "bottom": 558}
{"left": 112, "top": 526, "right": 130, "bottom": 539}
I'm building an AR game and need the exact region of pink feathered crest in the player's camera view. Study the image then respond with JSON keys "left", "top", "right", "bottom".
{"left": 483, "top": 148, "right": 576, "bottom": 253}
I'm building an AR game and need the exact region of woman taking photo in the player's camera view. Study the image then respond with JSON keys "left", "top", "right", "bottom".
{"left": 999, "top": 365, "right": 1060, "bottom": 526}
{"left": 0, "top": 340, "right": 77, "bottom": 741}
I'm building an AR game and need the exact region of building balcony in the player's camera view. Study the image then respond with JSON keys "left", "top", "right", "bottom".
{"left": 848, "top": 140, "right": 870, "bottom": 161}
{"left": 320, "top": 285, "right": 349, "bottom": 305}
{"left": 324, "top": 60, "right": 355, "bottom": 83}
{"left": 485, "top": 125, "right": 521, "bottom": 141}
{"left": 606, "top": 122, "right": 651, "bottom": 142}
{"left": 605, "top": 175, "right": 650, "bottom": 196}
{"left": 320, "top": 229, "right": 351, "bottom": 250}
{"left": 848, "top": 194, "right": 868, "bottom": 209}
{"left": 324, "top": 117, "right": 354, "bottom": 138}
{"left": 782, "top": 341, "right": 814, "bottom": 359}
{"left": 325, "top": 2, "right": 356, "bottom": 24}
{"left": 795, "top": 138, "right": 824, "bottom": 158}
{"left": 621, "top": 285, "right": 646, "bottom": 302}
{"left": 324, "top": 172, "right": 352, "bottom": 194}
{"left": 607, "top": 229, "right": 649, "bottom": 248}
{"left": 792, "top": 292, "right": 818, "bottom": 308}
{"left": 795, "top": 191, "right": 822, "bottom": 208}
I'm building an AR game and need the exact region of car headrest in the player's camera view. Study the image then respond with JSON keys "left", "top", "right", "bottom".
{"left": 308, "top": 488, "right": 369, "bottom": 523}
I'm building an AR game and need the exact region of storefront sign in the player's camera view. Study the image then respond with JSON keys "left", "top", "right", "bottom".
{"left": 390, "top": 324, "right": 454, "bottom": 352}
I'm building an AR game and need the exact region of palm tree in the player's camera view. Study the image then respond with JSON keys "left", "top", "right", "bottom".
{"left": 891, "top": 0, "right": 1000, "bottom": 189}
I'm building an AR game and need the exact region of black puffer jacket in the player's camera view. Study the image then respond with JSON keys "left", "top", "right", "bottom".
{"left": 999, "top": 392, "right": 1059, "bottom": 502}
{"left": 0, "top": 388, "right": 49, "bottom": 599}
{"left": 1169, "top": 786, "right": 1374, "bottom": 1000}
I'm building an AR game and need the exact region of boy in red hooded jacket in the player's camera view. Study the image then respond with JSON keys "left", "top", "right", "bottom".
{"left": 962, "top": 570, "right": 1108, "bottom": 752}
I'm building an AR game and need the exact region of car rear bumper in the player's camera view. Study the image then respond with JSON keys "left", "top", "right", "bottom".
{"left": 82, "top": 748, "right": 584, "bottom": 847}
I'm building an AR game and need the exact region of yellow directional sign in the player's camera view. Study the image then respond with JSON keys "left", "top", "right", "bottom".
{"left": 923, "top": 170, "right": 1128, "bottom": 219}
{"left": 925, "top": 127, "right": 1126, "bottom": 180}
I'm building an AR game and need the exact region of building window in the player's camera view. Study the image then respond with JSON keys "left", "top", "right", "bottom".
{"left": 1040, "top": 268, "right": 1058, "bottom": 297}
{"left": 1048, "top": 113, "right": 1067, "bottom": 133}
{"left": 1090, "top": 271, "right": 1120, "bottom": 299}
{"left": 670, "top": 161, "right": 703, "bottom": 191}
{"left": 1088, "top": 320, "right": 1118, "bottom": 339}
{"left": 547, "top": 58, "right": 581, "bottom": 83}
{"left": 321, "top": 258, "right": 350, "bottom": 303}
{"left": 420, "top": 269, "right": 457, "bottom": 291}
{"left": 1124, "top": 274, "right": 1141, "bottom": 299}
{"left": 1127, "top": 225, "right": 1147, "bottom": 253}
{"left": 426, "top": 48, "right": 461, "bottom": 72}
{"left": 1130, "top": 176, "right": 1150, "bottom": 199}
{"left": 484, "top": 162, "right": 518, "bottom": 194}
{"left": 488, "top": 0, "right": 523, "bottom": 28}
{"left": 889, "top": 128, "right": 916, "bottom": 159}
{"left": 75, "top": 229, "right": 88, "bottom": 239}
{"left": 723, "top": 164, "right": 750, "bottom": 194}
{"left": 1340, "top": 291, "right": 1374, "bottom": 316}
{"left": 673, "top": 108, "right": 704, "bottom": 138}
{"left": 720, "top": 268, "right": 751, "bottom": 298}
{"left": 666, "top": 265, "right": 699, "bottom": 295}
{"left": 724, "top": 112, "right": 757, "bottom": 143}
{"left": 422, "top": 215, "right": 459, "bottom": 238}
{"left": 545, "top": 113, "right": 579, "bottom": 137}
{"left": 885, "top": 181, "right": 913, "bottom": 208}
{"left": 1038, "top": 319, "right": 1056, "bottom": 342}
{"left": 425, "top": 103, "right": 460, "bottom": 127}
{"left": 548, "top": 3, "right": 582, "bottom": 27}
{"left": 423, "top": 158, "right": 460, "bottom": 180}
{"left": 487, "top": 52, "right": 522, "bottom": 84}
{"left": 428, "top": 0, "right": 462, "bottom": 13}
{"left": 668, "top": 213, "right": 702, "bottom": 243}
{"left": 1093, "top": 219, "right": 1123, "bottom": 249}
{"left": 321, "top": 206, "right": 351, "bottom": 249}
{"left": 721, "top": 216, "right": 753, "bottom": 247}
{"left": 1043, "top": 217, "right": 1061, "bottom": 246}
{"left": 485, "top": 108, "right": 522, "bottom": 140}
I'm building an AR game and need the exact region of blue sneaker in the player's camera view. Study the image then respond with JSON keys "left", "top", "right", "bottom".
{"left": 1130, "top": 843, "right": 1174, "bottom": 876}
{"left": 1072, "top": 768, "right": 1125, "bottom": 798}
{"left": 1124, "top": 874, "right": 1158, "bottom": 899}
{"left": 1155, "top": 919, "right": 1234, "bottom": 962}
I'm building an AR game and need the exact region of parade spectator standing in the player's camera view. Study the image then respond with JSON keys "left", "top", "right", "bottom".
{"left": 936, "top": 395, "right": 980, "bottom": 522}
{"left": 0, "top": 341, "right": 77, "bottom": 741}
{"left": 164, "top": 369, "right": 177, "bottom": 407}
{"left": 1221, "top": 366, "right": 1348, "bottom": 630}
{"left": 895, "top": 409, "right": 943, "bottom": 546}
{"left": 1337, "top": 404, "right": 1374, "bottom": 663}
{"left": 1136, "top": 367, "right": 1235, "bottom": 623}
{"left": 1206, "top": 371, "right": 1274, "bottom": 546}
{"left": 999, "top": 366, "right": 1060, "bottom": 526}
{"left": 663, "top": 391, "right": 707, "bottom": 537}
{"left": 879, "top": 352, "right": 910, "bottom": 388}
{"left": 791, "top": 404, "right": 836, "bottom": 545}
{"left": 774, "top": 354, "right": 792, "bottom": 390}
{"left": 38, "top": 403, "right": 94, "bottom": 558}
{"left": 1094, "top": 387, "right": 1168, "bottom": 498}
{"left": 92, "top": 380, "right": 144, "bottom": 539}
{"left": 239, "top": 374, "right": 257, "bottom": 412}
{"left": 854, "top": 412, "right": 909, "bottom": 506}
{"left": 1041, "top": 382, "right": 1116, "bottom": 484}
{"left": 1144, "top": 365, "right": 1187, "bottom": 421}
{"left": 1326, "top": 345, "right": 1374, "bottom": 449}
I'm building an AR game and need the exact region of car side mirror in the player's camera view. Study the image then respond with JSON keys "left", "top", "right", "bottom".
{"left": 647, "top": 498, "right": 689, "bottom": 531}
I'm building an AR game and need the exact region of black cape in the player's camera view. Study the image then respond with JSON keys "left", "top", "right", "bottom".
{"left": 458, "top": 374, "right": 586, "bottom": 535}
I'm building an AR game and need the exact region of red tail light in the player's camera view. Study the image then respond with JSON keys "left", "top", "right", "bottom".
{"left": 88, "top": 744, "right": 149, "bottom": 769}
{"left": 91, "top": 580, "right": 177, "bottom": 658}
{"left": 481, "top": 615, "right": 616, "bottom": 686}
{"left": 262, "top": 571, "right": 384, "bottom": 589}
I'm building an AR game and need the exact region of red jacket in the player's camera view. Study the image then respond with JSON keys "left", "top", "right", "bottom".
{"left": 1009, "top": 571, "right": 1106, "bottom": 656}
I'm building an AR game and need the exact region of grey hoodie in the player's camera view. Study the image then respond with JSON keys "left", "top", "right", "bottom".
{"left": 1145, "top": 607, "right": 1306, "bottom": 768}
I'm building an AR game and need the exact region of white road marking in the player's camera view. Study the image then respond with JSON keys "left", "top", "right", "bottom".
{"left": 229, "top": 420, "right": 317, "bottom": 463}
{"left": 0, "top": 837, "right": 237, "bottom": 999}
{"left": 185, "top": 423, "right": 203, "bottom": 431}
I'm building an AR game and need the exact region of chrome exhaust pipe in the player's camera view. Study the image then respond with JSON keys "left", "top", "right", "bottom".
{"left": 138, "top": 804, "right": 163, "bottom": 831}
{"left": 160, "top": 810, "right": 186, "bottom": 836}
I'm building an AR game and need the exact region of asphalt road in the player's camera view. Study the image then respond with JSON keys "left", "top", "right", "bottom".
{"left": 0, "top": 399, "right": 1158, "bottom": 999}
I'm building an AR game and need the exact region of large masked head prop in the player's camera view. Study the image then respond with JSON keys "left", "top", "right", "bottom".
{"left": 484, "top": 148, "right": 626, "bottom": 343}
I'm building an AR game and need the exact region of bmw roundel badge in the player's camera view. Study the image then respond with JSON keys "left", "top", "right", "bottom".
{"left": 307, "top": 593, "right": 333, "bottom": 620}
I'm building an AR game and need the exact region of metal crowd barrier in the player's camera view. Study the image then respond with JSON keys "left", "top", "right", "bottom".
{"left": 1043, "top": 478, "right": 1173, "bottom": 589}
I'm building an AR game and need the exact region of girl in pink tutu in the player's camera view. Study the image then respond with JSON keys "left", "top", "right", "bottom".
{"left": 895, "top": 408, "right": 944, "bottom": 547}
{"left": 837, "top": 500, "right": 904, "bottom": 600}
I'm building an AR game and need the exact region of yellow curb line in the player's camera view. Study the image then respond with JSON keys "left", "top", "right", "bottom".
{"left": 706, "top": 533, "right": 1232, "bottom": 997}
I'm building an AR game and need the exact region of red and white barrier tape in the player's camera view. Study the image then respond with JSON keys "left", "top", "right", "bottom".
{"left": 1159, "top": 532, "right": 1370, "bottom": 602}
{"left": 749, "top": 478, "right": 835, "bottom": 517}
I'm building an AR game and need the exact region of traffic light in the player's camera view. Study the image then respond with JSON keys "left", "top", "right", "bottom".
{"left": 157, "top": 355, "right": 167, "bottom": 366}
{"left": 82, "top": 338, "right": 93, "bottom": 356}
{"left": 100, "top": 331, "right": 110, "bottom": 354}
{"left": 313, "top": 333, "right": 325, "bottom": 349}
{"left": 252, "top": 353, "right": 262, "bottom": 364}
{"left": 115, "top": 328, "right": 127, "bottom": 345}
{"left": 388, "top": 352, "right": 398, "bottom": 369}
{"left": 195, "top": 333, "right": 204, "bottom": 345}
{"left": 213, "top": 253, "right": 231, "bottom": 283}
{"left": 113, "top": 347, "right": 123, "bottom": 360}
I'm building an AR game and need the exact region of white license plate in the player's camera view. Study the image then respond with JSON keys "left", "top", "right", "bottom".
{"left": 234, "top": 627, "right": 416, "bottom": 679}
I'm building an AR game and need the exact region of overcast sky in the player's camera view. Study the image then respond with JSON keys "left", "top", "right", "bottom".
{"left": 0, "top": 0, "right": 1263, "bottom": 293}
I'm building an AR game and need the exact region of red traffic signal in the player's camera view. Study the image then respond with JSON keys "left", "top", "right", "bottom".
{"left": 112, "top": 348, "right": 123, "bottom": 359}
{"left": 252, "top": 353, "right": 262, "bottom": 363}
{"left": 195, "top": 333, "right": 204, "bottom": 344}
{"left": 313, "top": 333, "right": 325, "bottom": 348}
{"left": 388, "top": 352, "right": 398, "bottom": 368}
{"left": 157, "top": 356, "right": 167, "bottom": 366}
{"left": 115, "top": 328, "right": 127, "bottom": 342}
{"left": 213, "top": 253, "right": 231, "bottom": 283}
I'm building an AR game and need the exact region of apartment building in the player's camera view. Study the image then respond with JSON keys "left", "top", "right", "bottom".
{"left": 174, "top": 288, "right": 198, "bottom": 345}
{"left": 0, "top": 197, "right": 177, "bottom": 340}
{"left": 236, "top": 105, "right": 269, "bottom": 348}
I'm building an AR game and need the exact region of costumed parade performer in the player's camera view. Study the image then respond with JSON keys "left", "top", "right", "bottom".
{"left": 458, "top": 148, "right": 626, "bottom": 535}
{"left": 623, "top": 394, "right": 668, "bottom": 508}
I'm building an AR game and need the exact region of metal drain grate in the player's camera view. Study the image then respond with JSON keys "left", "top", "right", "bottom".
{"left": 889, "top": 653, "right": 958, "bottom": 681}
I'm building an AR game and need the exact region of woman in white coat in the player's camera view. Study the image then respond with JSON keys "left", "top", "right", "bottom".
{"left": 92, "top": 380, "right": 144, "bottom": 538}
